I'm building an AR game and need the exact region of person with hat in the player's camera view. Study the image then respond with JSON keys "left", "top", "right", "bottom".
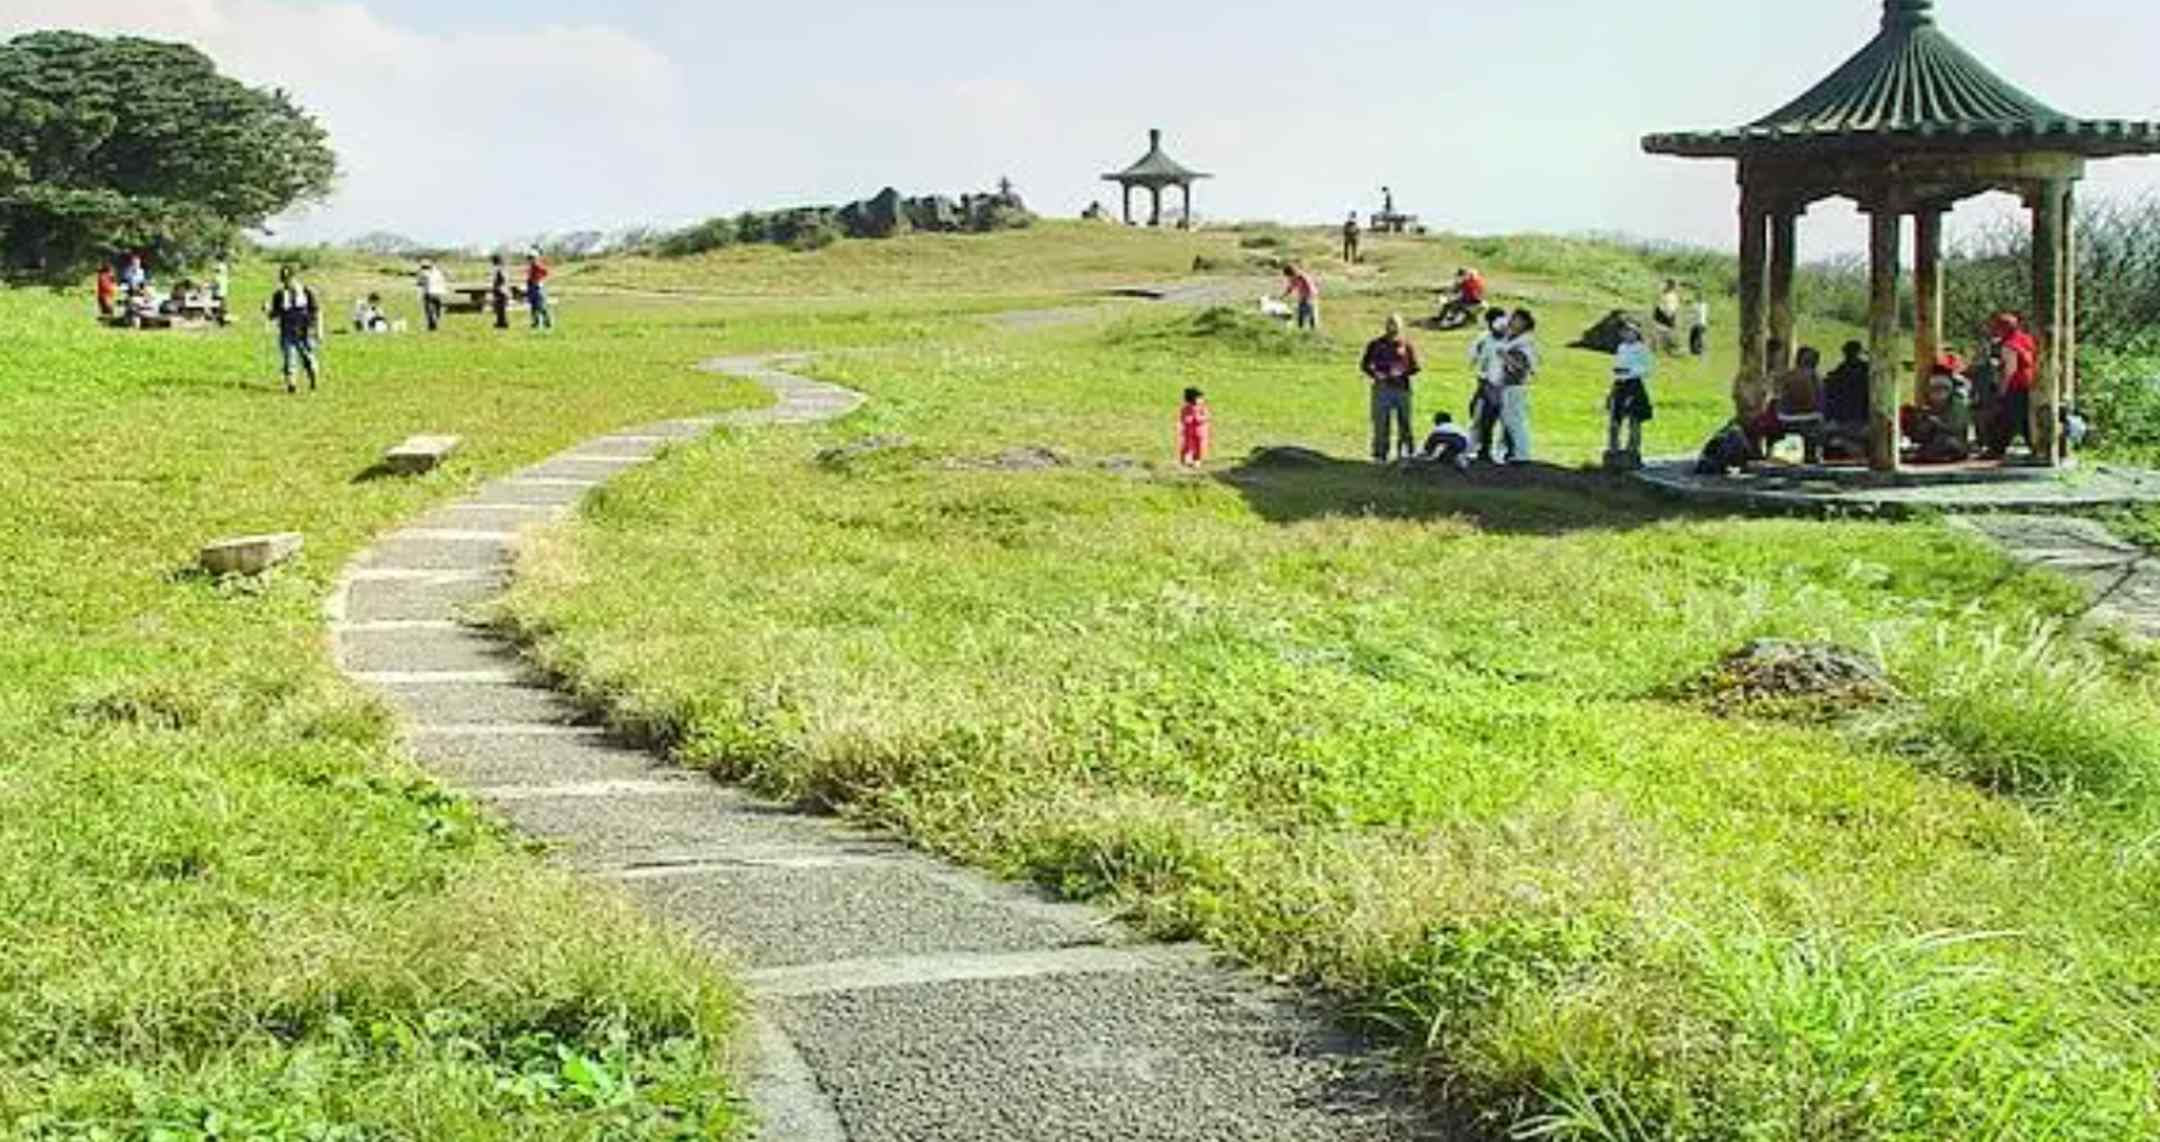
{"left": 1904, "top": 357, "right": 1973, "bottom": 464}
{"left": 416, "top": 259, "right": 448, "bottom": 332}
{"left": 525, "top": 248, "right": 553, "bottom": 330}
{"left": 1982, "top": 312, "right": 2038, "bottom": 458}
{"left": 1604, "top": 319, "right": 1655, "bottom": 470}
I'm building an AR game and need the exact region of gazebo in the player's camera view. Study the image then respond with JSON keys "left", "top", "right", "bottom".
{"left": 1103, "top": 128, "right": 1210, "bottom": 228}
{"left": 1644, "top": 0, "right": 2160, "bottom": 470}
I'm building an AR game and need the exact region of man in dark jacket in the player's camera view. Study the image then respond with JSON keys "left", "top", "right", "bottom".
{"left": 1362, "top": 313, "right": 1421, "bottom": 462}
{"left": 266, "top": 266, "right": 321, "bottom": 394}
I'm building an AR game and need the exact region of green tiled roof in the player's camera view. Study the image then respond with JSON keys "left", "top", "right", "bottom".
{"left": 1104, "top": 129, "right": 1210, "bottom": 184}
{"left": 1643, "top": 0, "right": 2160, "bottom": 158}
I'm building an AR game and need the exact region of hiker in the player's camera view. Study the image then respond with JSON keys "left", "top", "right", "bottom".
{"left": 1417, "top": 411, "right": 1473, "bottom": 469}
{"left": 1178, "top": 387, "right": 1211, "bottom": 468}
{"left": 1468, "top": 307, "right": 1513, "bottom": 461}
{"left": 1983, "top": 312, "right": 2038, "bottom": 458}
{"left": 266, "top": 266, "right": 321, "bottom": 394}
{"left": 1652, "top": 279, "right": 1682, "bottom": 353}
{"left": 95, "top": 262, "right": 117, "bottom": 319}
{"left": 489, "top": 253, "right": 512, "bottom": 330}
{"left": 1903, "top": 365, "right": 1972, "bottom": 464}
{"left": 1361, "top": 313, "right": 1421, "bottom": 463}
{"left": 1496, "top": 308, "right": 1541, "bottom": 464}
{"left": 1688, "top": 291, "right": 1710, "bottom": 357}
{"left": 1281, "top": 264, "right": 1319, "bottom": 331}
{"left": 1820, "top": 340, "right": 1871, "bottom": 460}
{"left": 525, "top": 249, "right": 553, "bottom": 330}
{"left": 210, "top": 259, "right": 231, "bottom": 325}
{"left": 1605, "top": 320, "right": 1655, "bottom": 469}
{"left": 417, "top": 259, "right": 448, "bottom": 332}
{"left": 1342, "top": 212, "right": 1361, "bottom": 264}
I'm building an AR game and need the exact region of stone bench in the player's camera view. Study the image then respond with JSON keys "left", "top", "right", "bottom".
{"left": 384, "top": 435, "right": 462, "bottom": 475}
{"left": 201, "top": 532, "right": 303, "bottom": 576}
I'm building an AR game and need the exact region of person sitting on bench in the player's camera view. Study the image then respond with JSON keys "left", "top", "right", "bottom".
{"left": 1772, "top": 346, "right": 1827, "bottom": 464}
{"left": 1902, "top": 363, "right": 1973, "bottom": 464}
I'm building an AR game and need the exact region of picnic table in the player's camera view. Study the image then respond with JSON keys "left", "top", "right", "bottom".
{"left": 1370, "top": 211, "right": 1422, "bottom": 235}
{"left": 446, "top": 284, "right": 527, "bottom": 313}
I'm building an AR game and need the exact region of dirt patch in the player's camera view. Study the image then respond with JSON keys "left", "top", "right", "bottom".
{"left": 1679, "top": 640, "right": 1899, "bottom": 722}
{"left": 945, "top": 446, "right": 1071, "bottom": 472}
{"left": 815, "top": 435, "right": 918, "bottom": 471}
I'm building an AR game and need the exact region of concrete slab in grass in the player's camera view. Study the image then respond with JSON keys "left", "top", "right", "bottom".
{"left": 519, "top": 457, "right": 650, "bottom": 482}
{"left": 201, "top": 532, "right": 302, "bottom": 575}
{"left": 340, "top": 574, "right": 504, "bottom": 622}
{"left": 408, "top": 504, "right": 562, "bottom": 534}
{"left": 491, "top": 788, "right": 889, "bottom": 867}
{"left": 356, "top": 534, "right": 513, "bottom": 571}
{"left": 383, "top": 434, "right": 461, "bottom": 474}
{"left": 567, "top": 436, "right": 671, "bottom": 459}
{"left": 627, "top": 860, "right": 1107, "bottom": 969}
{"left": 470, "top": 479, "right": 594, "bottom": 507}
{"left": 369, "top": 680, "right": 594, "bottom": 727}
{"left": 405, "top": 729, "right": 683, "bottom": 788}
{"left": 337, "top": 626, "right": 523, "bottom": 675}
{"left": 771, "top": 968, "right": 1412, "bottom": 1142}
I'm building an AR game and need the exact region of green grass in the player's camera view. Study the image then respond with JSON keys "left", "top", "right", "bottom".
{"left": 0, "top": 257, "right": 1016, "bottom": 1136}
{"left": 495, "top": 230, "right": 2160, "bottom": 1138}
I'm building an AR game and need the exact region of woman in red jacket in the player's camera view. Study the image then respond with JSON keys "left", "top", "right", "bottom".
{"left": 1984, "top": 312, "right": 2038, "bottom": 458}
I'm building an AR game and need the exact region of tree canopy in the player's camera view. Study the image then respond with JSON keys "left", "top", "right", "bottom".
{"left": 0, "top": 30, "right": 337, "bottom": 283}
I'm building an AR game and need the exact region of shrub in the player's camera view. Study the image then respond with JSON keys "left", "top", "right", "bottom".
{"left": 656, "top": 217, "right": 737, "bottom": 258}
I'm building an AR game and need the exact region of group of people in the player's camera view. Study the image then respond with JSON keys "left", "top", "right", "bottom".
{"left": 95, "top": 253, "right": 231, "bottom": 327}
{"left": 1653, "top": 279, "right": 1711, "bottom": 358}
{"left": 1360, "top": 306, "right": 1543, "bottom": 468}
{"left": 1704, "top": 310, "right": 2071, "bottom": 473}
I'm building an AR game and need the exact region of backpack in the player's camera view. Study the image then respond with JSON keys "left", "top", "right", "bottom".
{"left": 1695, "top": 423, "right": 1752, "bottom": 475}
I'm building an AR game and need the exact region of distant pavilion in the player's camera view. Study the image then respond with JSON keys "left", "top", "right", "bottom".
{"left": 1103, "top": 129, "right": 1210, "bottom": 228}
{"left": 1644, "top": 0, "right": 2160, "bottom": 470}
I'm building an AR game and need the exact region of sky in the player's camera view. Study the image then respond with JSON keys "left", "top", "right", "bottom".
{"left": 5, "top": 0, "right": 2158, "bottom": 259}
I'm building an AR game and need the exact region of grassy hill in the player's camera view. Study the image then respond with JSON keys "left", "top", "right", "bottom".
{"left": 5, "top": 224, "right": 2154, "bottom": 1138}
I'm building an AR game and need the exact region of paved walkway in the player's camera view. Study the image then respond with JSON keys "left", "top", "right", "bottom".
{"left": 1956, "top": 514, "right": 2160, "bottom": 640}
{"left": 1633, "top": 459, "right": 2160, "bottom": 516}
{"left": 329, "top": 353, "right": 1419, "bottom": 1140}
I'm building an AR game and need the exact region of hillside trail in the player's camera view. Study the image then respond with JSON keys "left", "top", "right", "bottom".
{"left": 327, "top": 294, "right": 1429, "bottom": 1141}
{"left": 1955, "top": 514, "right": 2160, "bottom": 640}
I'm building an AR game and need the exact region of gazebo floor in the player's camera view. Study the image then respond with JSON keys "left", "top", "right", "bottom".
{"left": 1632, "top": 455, "right": 2160, "bottom": 517}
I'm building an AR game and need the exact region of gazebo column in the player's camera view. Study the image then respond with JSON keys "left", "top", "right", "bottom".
{"left": 1181, "top": 181, "right": 1194, "bottom": 229}
{"left": 1735, "top": 179, "right": 1770, "bottom": 394}
{"left": 1768, "top": 206, "right": 1799, "bottom": 371}
{"left": 1121, "top": 184, "right": 1133, "bottom": 226}
{"left": 2063, "top": 183, "right": 2079, "bottom": 429}
{"left": 2031, "top": 179, "right": 2068, "bottom": 463}
{"left": 1913, "top": 207, "right": 1946, "bottom": 403}
{"left": 1148, "top": 184, "right": 1163, "bottom": 228}
{"left": 1865, "top": 206, "right": 1903, "bottom": 472}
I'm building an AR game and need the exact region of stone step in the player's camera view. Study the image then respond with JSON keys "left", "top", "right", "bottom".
{"left": 487, "top": 787, "right": 891, "bottom": 868}
{"left": 627, "top": 858, "right": 1111, "bottom": 970}
{"left": 369, "top": 680, "right": 596, "bottom": 727}
{"left": 357, "top": 532, "right": 514, "bottom": 572}
{"left": 764, "top": 967, "right": 1408, "bottom": 1142}
{"left": 470, "top": 478, "right": 595, "bottom": 506}
{"left": 408, "top": 503, "right": 564, "bottom": 534}
{"left": 520, "top": 456, "right": 651, "bottom": 481}
{"left": 404, "top": 728, "right": 677, "bottom": 788}
{"left": 340, "top": 572, "right": 505, "bottom": 622}
{"left": 336, "top": 625, "right": 525, "bottom": 675}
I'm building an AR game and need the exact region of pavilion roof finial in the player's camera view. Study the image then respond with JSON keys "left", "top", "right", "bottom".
{"left": 1885, "top": 0, "right": 1935, "bottom": 29}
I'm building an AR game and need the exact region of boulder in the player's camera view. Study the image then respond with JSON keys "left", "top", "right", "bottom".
{"left": 201, "top": 532, "right": 303, "bottom": 576}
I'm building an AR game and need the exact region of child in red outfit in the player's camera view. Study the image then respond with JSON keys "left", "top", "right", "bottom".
{"left": 1178, "top": 387, "right": 1211, "bottom": 467}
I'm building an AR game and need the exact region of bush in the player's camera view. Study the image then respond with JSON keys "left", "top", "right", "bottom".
{"left": 2079, "top": 339, "right": 2160, "bottom": 456}
{"left": 656, "top": 217, "right": 737, "bottom": 258}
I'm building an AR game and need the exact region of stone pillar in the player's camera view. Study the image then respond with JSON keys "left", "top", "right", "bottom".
{"left": 1768, "top": 208, "right": 1799, "bottom": 372}
{"left": 1148, "top": 185, "right": 1163, "bottom": 228}
{"left": 1181, "top": 182, "right": 1194, "bottom": 230}
{"left": 1866, "top": 207, "right": 1903, "bottom": 472}
{"left": 2064, "top": 182, "right": 2079, "bottom": 430}
{"left": 1121, "top": 184, "right": 1133, "bottom": 226}
{"left": 2031, "top": 179, "right": 2067, "bottom": 463}
{"left": 1736, "top": 181, "right": 1770, "bottom": 401}
{"left": 1913, "top": 207, "right": 1946, "bottom": 404}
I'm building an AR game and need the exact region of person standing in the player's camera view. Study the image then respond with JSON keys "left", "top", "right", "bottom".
{"left": 1178, "top": 387, "right": 1212, "bottom": 468}
{"left": 1497, "top": 308, "right": 1540, "bottom": 464}
{"left": 1361, "top": 313, "right": 1421, "bottom": 463}
{"left": 489, "top": 253, "right": 512, "bottom": 330}
{"left": 1652, "top": 279, "right": 1681, "bottom": 354}
{"left": 525, "top": 248, "right": 554, "bottom": 330}
{"left": 1688, "top": 292, "right": 1710, "bottom": 357}
{"left": 1341, "top": 212, "right": 1361, "bottom": 264}
{"left": 1469, "top": 307, "right": 1513, "bottom": 462}
{"left": 266, "top": 266, "right": 321, "bottom": 394}
{"left": 417, "top": 259, "right": 448, "bottom": 332}
{"left": 210, "top": 259, "right": 231, "bottom": 325}
{"left": 120, "top": 252, "right": 147, "bottom": 294}
{"left": 1281, "top": 264, "right": 1319, "bottom": 331}
{"left": 95, "top": 262, "right": 117, "bottom": 320}
{"left": 1984, "top": 312, "right": 2038, "bottom": 458}
{"left": 1606, "top": 320, "right": 1655, "bottom": 468}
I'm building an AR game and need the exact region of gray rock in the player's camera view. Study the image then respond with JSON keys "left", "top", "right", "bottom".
{"left": 383, "top": 434, "right": 461, "bottom": 475}
{"left": 200, "top": 532, "right": 302, "bottom": 576}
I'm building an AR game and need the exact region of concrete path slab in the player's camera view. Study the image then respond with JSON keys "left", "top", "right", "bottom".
{"left": 1957, "top": 514, "right": 2160, "bottom": 639}
{"left": 329, "top": 344, "right": 1423, "bottom": 1140}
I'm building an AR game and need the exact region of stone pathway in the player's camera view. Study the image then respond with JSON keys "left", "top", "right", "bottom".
{"left": 329, "top": 352, "right": 1420, "bottom": 1141}
{"left": 1633, "top": 459, "right": 2160, "bottom": 516}
{"left": 1955, "top": 514, "right": 2160, "bottom": 640}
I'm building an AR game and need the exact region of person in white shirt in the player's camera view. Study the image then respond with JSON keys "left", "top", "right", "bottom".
{"left": 417, "top": 260, "right": 449, "bottom": 332}
{"left": 1497, "top": 308, "right": 1540, "bottom": 464}
{"left": 1467, "top": 307, "right": 1514, "bottom": 462}
{"left": 353, "top": 292, "right": 389, "bottom": 333}
{"left": 1688, "top": 293, "right": 1710, "bottom": 357}
{"left": 210, "top": 259, "right": 231, "bottom": 325}
{"left": 1606, "top": 321, "right": 1656, "bottom": 469}
{"left": 1418, "top": 411, "right": 1474, "bottom": 470}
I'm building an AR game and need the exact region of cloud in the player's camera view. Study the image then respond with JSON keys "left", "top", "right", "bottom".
{"left": 0, "top": 0, "right": 701, "bottom": 245}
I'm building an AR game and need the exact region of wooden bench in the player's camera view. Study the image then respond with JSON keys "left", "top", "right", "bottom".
{"left": 201, "top": 532, "right": 303, "bottom": 576}
{"left": 383, "top": 434, "right": 462, "bottom": 475}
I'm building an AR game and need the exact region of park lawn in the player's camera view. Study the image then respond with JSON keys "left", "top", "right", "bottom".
{"left": 502, "top": 257, "right": 2160, "bottom": 1137}
{"left": 0, "top": 261, "right": 1012, "bottom": 1137}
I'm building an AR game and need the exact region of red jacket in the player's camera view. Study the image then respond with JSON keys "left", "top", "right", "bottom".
{"left": 527, "top": 260, "right": 550, "bottom": 288}
{"left": 2001, "top": 330, "right": 2039, "bottom": 393}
